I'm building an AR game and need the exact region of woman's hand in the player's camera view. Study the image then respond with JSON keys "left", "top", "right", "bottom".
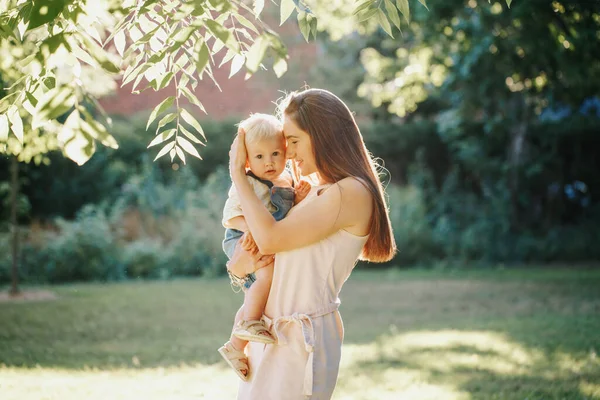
{"left": 227, "top": 233, "right": 274, "bottom": 277}
{"left": 229, "top": 128, "right": 247, "bottom": 180}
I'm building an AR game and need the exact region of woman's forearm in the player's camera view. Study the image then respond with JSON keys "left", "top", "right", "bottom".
{"left": 228, "top": 237, "right": 275, "bottom": 277}
{"left": 231, "top": 171, "right": 277, "bottom": 253}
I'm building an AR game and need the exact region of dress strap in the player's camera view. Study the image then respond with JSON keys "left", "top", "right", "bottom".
{"left": 262, "top": 299, "right": 341, "bottom": 396}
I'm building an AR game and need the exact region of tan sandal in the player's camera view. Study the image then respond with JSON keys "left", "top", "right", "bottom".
{"left": 233, "top": 319, "right": 275, "bottom": 344}
{"left": 217, "top": 341, "right": 249, "bottom": 381}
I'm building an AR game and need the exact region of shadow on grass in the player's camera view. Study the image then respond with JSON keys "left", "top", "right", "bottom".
{"left": 337, "top": 330, "right": 600, "bottom": 400}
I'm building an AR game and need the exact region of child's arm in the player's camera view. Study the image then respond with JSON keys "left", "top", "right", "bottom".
{"left": 224, "top": 216, "right": 249, "bottom": 232}
{"left": 294, "top": 180, "right": 311, "bottom": 205}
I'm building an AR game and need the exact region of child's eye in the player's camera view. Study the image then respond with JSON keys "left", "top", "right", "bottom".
{"left": 273, "top": 151, "right": 279, "bottom": 156}
{"left": 256, "top": 155, "right": 262, "bottom": 159}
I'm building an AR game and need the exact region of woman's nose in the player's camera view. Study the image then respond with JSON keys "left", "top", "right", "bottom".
{"left": 286, "top": 150, "right": 295, "bottom": 159}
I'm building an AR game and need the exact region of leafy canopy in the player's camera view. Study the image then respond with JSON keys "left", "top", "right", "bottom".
{"left": 0, "top": 0, "right": 511, "bottom": 165}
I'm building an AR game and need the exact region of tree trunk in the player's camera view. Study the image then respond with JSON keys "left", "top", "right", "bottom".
{"left": 508, "top": 96, "right": 529, "bottom": 230}
{"left": 9, "top": 156, "right": 20, "bottom": 296}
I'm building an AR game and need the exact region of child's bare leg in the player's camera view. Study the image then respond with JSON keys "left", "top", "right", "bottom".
{"left": 230, "top": 305, "right": 248, "bottom": 351}
{"left": 243, "top": 265, "right": 274, "bottom": 321}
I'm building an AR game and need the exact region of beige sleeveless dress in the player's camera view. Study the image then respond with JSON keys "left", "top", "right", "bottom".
{"left": 238, "top": 185, "right": 369, "bottom": 400}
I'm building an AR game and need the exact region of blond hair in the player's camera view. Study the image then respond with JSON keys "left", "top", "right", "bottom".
{"left": 238, "top": 113, "right": 283, "bottom": 145}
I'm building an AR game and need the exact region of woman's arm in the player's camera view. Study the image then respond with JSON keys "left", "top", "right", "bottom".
{"left": 227, "top": 233, "right": 275, "bottom": 277}
{"left": 229, "top": 132, "right": 372, "bottom": 255}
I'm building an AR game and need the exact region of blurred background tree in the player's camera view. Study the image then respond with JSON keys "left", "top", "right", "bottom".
{"left": 1, "top": 0, "right": 598, "bottom": 288}
{"left": 348, "top": 0, "right": 600, "bottom": 262}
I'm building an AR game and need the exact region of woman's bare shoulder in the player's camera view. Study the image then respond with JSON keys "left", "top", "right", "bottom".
{"left": 338, "top": 176, "right": 371, "bottom": 198}
{"left": 320, "top": 176, "right": 372, "bottom": 209}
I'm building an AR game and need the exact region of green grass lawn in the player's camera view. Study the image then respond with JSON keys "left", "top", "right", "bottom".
{"left": 1, "top": 268, "right": 599, "bottom": 399}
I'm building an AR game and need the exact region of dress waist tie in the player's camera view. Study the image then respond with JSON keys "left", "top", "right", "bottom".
{"left": 262, "top": 300, "right": 341, "bottom": 396}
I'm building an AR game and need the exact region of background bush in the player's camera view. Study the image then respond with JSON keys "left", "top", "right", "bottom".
{"left": 1, "top": 109, "right": 599, "bottom": 285}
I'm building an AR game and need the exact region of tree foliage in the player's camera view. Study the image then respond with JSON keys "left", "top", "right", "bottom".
{"left": 0, "top": 0, "right": 511, "bottom": 166}
{"left": 341, "top": 0, "right": 600, "bottom": 258}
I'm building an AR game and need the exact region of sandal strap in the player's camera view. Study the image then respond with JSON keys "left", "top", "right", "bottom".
{"left": 238, "top": 319, "right": 270, "bottom": 334}
{"left": 223, "top": 342, "right": 248, "bottom": 367}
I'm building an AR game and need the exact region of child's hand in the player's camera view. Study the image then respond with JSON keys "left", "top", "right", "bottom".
{"left": 240, "top": 231, "right": 259, "bottom": 255}
{"left": 294, "top": 180, "right": 311, "bottom": 204}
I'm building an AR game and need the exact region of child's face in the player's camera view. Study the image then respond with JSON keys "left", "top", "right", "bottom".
{"left": 246, "top": 135, "right": 287, "bottom": 180}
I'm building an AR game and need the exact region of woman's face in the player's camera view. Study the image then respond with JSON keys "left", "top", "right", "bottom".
{"left": 283, "top": 114, "right": 316, "bottom": 176}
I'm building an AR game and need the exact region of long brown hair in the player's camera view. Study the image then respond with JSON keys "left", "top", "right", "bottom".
{"left": 279, "top": 89, "right": 396, "bottom": 262}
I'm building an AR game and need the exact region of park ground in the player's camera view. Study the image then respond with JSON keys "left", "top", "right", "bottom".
{"left": 0, "top": 267, "right": 599, "bottom": 400}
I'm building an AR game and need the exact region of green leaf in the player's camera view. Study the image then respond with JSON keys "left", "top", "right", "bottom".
{"left": 309, "top": 16, "right": 318, "bottom": 40}
{"left": 175, "top": 145, "right": 186, "bottom": 164}
{"left": 61, "top": 110, "right": 96, "bottom": 166}
{"left": 64, "top": 132, "right": 96, "bottom": 165}
{"left": 205, "top": 19, "right": 230, "bottom": 44}
{"left": 280, "top": 0, "right": 296, "bottom": 25}
{"left": 396, "top": 0, "right": 410, "bottom": 23}
{"left": 147, "top": 128, "right": 176, "bottom": 148}
{"left": 28, "top": 0, "right": 67, "bottom": 31}
{"left": 180, "top": 124, "right": 205, "bottom": 145}
{"left": 417, "top": 0, "right": 429, "bottom": 10}
{"left": 353, "top": 0, "right": 375, "bottom": 16}
{"left": 385, "top": 0, "right": 401, "bottom": 29}
{"left": 0, "top": 114, "right": 9, "bottom": 141}
{"left": 69, "top": 40, "right": 97, "bottom": 67}
{"left": 25, "top": 91, "right": 38, "bottom": 108}
{"left": 506, "top": 0, "right": 512, "bottom": 7}
{"left": 156, "top": 113, "right": 177, "bottom": 131}
{"left": 35, "top": 87, "right": 75, "bottom": 124}
{"left": 357, "top": 8, "right": 377, "bottom": 22}
{"left": 41, "top": 33, "right": 70, "bottom": 54}
{"left": 153, "top": 141, "right": 176, "bottom": 161}
{"left": 114, "top": 30, "right": 126, "bottom": 56}
{"left": 157, "top": 72, "right": 174, "bottom": 90}
{"left": 122, "top": 63, "right": 152, "bottom": 87}
{"left": 273, "top": 57, "right": 288, "bottom": 78}
{"left": 180, "top": 108, "right": 205, "bottom": 139}
{"left": 100, "top": 60, "right": 121, "bottom": 74}
{"left": 7, "top": 106, "right": 23, "bottom": 143}
{"left": 219, "top": 49, "right": 236, "bottom": 67}
{"left": 79, "top": 117, "right": 119, "bottom": 149}
{"left": 230, "top": 54, "right": 245, "bottom": 78}
{"left": 0, "top": 92, "right": 19, "bottom": 114}
{"left": 234, "top": 13, "right": 259, "bottom": 34}
{"left": 208, "top": 0, "right": 232, "bottom": 12}
{"left": 177, "top": 136, "right": 202, "bottom": 159}
{"left": 171, "top": 26, "right": 196, "bottom": 47}
{"left": 245, "top": 35, "right": 268, "bottom": 73}
{"left": 80, "top": 34, "right": 120, "bottom": 74}
{"left": 146, "top": 96, "right": 175, "bottom": 130}
{"left": 297, "top": 12, "right": 310, "bottom": 42}
{"left": 140, "top": 0, "right": 160, "bottom": 12}
{"left": 376, "top": 8, "right": 394, "bottom": 38}
{"left": 43, "top": 76, "right": 56, "bottom": 90}
{"left": 195, "top": 39, "right": 210, "bottom": 75}
{"left": 254, "top": 0, "right": 265, "bottom": 16}
{"left": 180, "top": 87, "right": 207, "bottom": 116}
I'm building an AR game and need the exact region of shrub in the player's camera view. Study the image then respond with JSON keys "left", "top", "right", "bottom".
{"left": 28, "top": 205, "right": 123, "bottom": 283}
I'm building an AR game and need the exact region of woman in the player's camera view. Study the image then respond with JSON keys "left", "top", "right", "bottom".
{"left": 227, "top": 88, "right": 396, "bottom": 399}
